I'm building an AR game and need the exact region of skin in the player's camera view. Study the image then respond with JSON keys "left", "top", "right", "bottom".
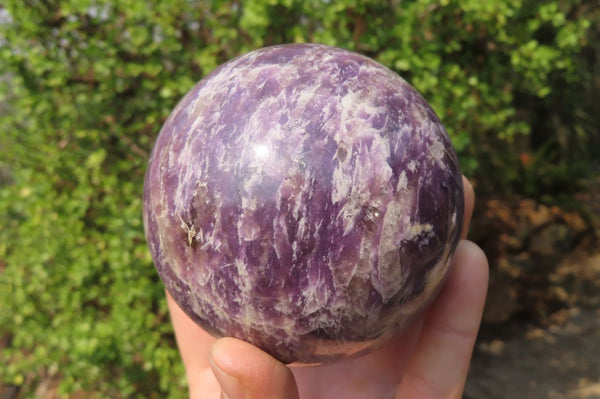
{"left": 166, "top": 176, "right": 488, "bottom": 399}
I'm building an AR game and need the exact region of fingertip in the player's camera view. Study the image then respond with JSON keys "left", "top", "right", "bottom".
{"left": 209, "top": 338, "right": 299, "bottom": 399}
{"left": 462, "top": 175, "right": 474, "bottom": 201}
{"left": 208, "top": 337, "right": 240, "bottom": 374}
{"left": 452, "top": 240, "right": 489, "bottom": 294}
{"left": 434, "top": 240, "right": 489, "bottom": 331}
{"left": 209, "top": 339, "right": 246, "bottom": 399}
{"left": 461, "top": 175, "right": 475, "bottom": 240}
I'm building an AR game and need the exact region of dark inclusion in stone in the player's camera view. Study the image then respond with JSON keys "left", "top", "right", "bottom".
{"left": 143, "top": 43, "right": 464, "bottom": 365}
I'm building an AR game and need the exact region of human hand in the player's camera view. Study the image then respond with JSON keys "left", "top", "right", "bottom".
{"left": 166, "top": 176, "right": 488, "bottom": 399}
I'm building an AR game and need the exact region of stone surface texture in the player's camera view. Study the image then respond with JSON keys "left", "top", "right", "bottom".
{"left": 143, "top": 43, "right": 464, "bottom": 364}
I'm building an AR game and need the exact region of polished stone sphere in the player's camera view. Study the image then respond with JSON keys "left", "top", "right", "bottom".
{"left": 143, "top": 44, "right": 464, "bottom": 364}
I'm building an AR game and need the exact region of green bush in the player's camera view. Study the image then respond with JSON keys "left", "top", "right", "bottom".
{"left": 0, "top": 0, "right": 596, "bottom": 397}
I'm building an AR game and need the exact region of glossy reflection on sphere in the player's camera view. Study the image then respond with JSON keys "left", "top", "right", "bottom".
{"left": 143, "top": 44, "right": 464, "bottom": 364}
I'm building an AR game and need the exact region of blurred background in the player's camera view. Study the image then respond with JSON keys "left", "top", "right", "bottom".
{"left": 0, "top": 1, "right": 598, "bottom": 398}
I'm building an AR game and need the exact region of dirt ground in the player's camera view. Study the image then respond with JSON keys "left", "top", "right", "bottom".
{"left": 466, "top": 251, "right": 600, "bottom": 399}
{"left": 464, "top": 182, "right": 600, "bottom": 399}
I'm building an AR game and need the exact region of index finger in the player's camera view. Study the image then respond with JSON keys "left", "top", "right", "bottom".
{"left": 166, "top": 291, "right": 220, "bottom": 398}
{"left": 395, "top": 240, "right": 489, "bottom": 399}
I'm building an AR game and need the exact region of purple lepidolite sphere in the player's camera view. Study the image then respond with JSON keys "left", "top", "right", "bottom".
{"left": 143, "top": 43, "right": 464, "bottom": 364}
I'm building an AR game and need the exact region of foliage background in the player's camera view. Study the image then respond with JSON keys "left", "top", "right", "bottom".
{"left": 0, "top": 0, "right": 598, "bottom": 397}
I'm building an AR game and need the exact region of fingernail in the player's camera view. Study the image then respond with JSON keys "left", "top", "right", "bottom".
{"left": 209, "top": 351, "right": 245, "bottom": 399}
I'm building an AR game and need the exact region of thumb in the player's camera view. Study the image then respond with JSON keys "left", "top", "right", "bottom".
{"left": 209, "top": 337, "right": 299, "bottom": 399}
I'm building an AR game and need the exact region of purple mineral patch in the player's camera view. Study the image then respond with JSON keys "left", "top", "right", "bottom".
{"left": 143, "top": 43, "right": 464, "bottom": 364}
